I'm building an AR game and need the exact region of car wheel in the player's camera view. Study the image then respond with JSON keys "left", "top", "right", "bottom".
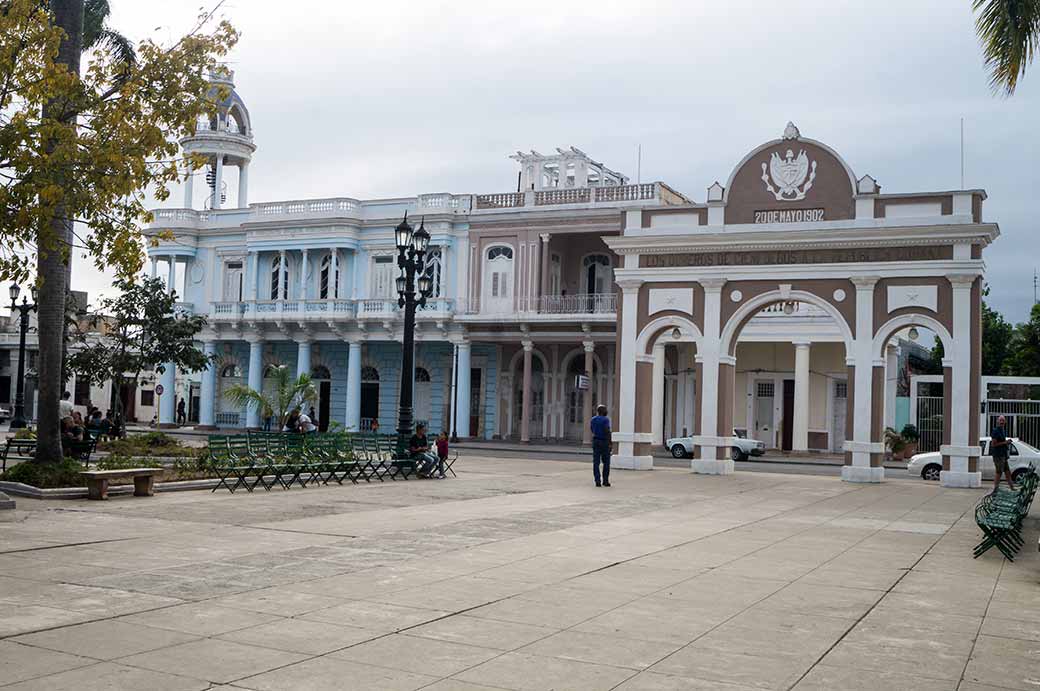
{"left": 671, "top": 445, "right": 688, "bottom": 459}
{"left": 921, "top": 464, "right": 942, "bottom": 481}
{"left": 1012, "top": 468, "right": 1028, "bottom": 484}
{"left": 731, "top": 446, "right": 747, "bottom": 462}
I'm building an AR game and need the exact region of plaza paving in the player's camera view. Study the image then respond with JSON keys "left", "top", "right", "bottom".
{"left": 0, "top": 456, "right": 1037, "bottom": 690}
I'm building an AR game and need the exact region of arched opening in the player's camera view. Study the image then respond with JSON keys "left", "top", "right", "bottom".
{"left": 269, "top": 256, "right": 289, "bottom": 300}
{"left": 636, "top": 320, "right": 702, "bottom": 454}
{"left": 319, "top": 253, "right": 339, "bottom": 299}
{"left": 720, "top": 291, "right": 852, "bottom": 456}
{"left": 564, "top": 355, "right": 599, "bottom": 440}
{"left": 311, "top": 365, "right": 332, "bottom": 432}
{"left": 482, "top": 245, "right": 514, "bottom": 313}
{"left": 582, "top": 254, "right": 613, "bottom": 301}
{"left": 361, "top": 366, "right": 380, "bottom": 431}
{"left": 217, "top": 362, "right": 244, "bottom": 426}
{"left": 512, "top": 356, "right": 544, "bottom": 438}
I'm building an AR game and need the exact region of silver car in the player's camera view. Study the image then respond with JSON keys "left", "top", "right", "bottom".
{"left": 667, "top": 430, "right": 766, "bottom": 461}
{"left": 906, "top": 436, "right": 1039, "bottom": 482}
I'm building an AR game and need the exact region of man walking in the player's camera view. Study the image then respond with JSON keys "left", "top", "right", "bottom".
{"left": 590, "top": 404, "right": 612, "bottom": 487}
{"left": 991, "top": 414, "right": 1015, "bottom": 491}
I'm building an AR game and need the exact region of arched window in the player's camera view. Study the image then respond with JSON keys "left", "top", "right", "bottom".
{"left": 415, "top": 367, "right": 431, "bottom": 382}
{"left": 311, "top": 365, "right": 331, "bottom": 380}
{"left": 361, "top": 366, "right": 379, "bottom": 382}
{"left": 220, "top": 364, "right": 242, "bottom": 378}
{"left": 270, "top": 255, "right": 288, "bottom": 300}
{"left": 582, "top": 254, "right": 613, "bottom": 296}
{"left": 483, "top": 245, "right": 514, "bottom": 313}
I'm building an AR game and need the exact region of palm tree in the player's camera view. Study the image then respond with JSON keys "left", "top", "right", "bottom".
{"left": 223, "top": 366, "right": 318, "bottom": 431}
{"left": 974, "top": 0, "right": 1040, "bottom": 95}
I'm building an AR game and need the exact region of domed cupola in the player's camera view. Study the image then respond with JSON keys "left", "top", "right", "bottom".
{"left": 180, "top": 66, "right": 256, "bottom": 210}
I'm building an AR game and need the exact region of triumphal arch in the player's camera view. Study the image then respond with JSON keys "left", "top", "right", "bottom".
{"left": 606, "top": 123, "right": 998, "bottom": 487}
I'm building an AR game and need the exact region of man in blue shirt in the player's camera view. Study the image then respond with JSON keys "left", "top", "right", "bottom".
{"left": 990, "top": 415, "right": 1014, "bottom": 491}
{"left": 590, "top": 405, "right": 612, "bottom": 487}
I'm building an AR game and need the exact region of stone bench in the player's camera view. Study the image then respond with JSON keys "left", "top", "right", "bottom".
{"left": 80, "top": 469, "right": 160, "bottom": 500}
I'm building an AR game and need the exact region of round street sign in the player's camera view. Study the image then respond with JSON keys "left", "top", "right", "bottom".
{"left": 155, "top": 384, "right": 164, "bottom": 396}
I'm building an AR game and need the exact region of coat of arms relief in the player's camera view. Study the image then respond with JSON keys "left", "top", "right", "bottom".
{"left": 760, "top": 122, "right": 817, "bottom": 201}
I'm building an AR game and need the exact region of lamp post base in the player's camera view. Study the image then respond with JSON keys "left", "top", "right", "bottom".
{"left": 8, "top": 417, "right": 27, "bottom": 430}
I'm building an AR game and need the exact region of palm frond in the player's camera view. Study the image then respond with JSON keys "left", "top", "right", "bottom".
{"left": 82, "top": 0, "right": 112, "bottom": 47}
{"left": 974, "top": 0, "right": 1040, "bottom": 95}
{"left": 94, "top": 28, "right": 137, "bottom": 67}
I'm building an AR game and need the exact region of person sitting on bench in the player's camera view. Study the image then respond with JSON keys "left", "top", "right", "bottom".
{"left": 409, "top": 424, "right": 440, "bottom": 478}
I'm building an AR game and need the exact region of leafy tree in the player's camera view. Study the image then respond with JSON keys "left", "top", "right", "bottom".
{"left": 974, "top": 0, "right": 1040, "bottom": 95}
{"left": 222, "top": 366, "right": 317, "bottom": 431}
{"left": 66, "top": 276, "right": 212, "bottom": 438}
{"left": 1004, "top": 303, "right": 1040, "bottom": 376}
{"left": 0, "top": 0, "right": 237, "bottom": 461}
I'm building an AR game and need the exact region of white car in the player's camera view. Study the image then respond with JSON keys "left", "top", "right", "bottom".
{"left": 907, "top": 436, "right": 1039, "bottom": 482}
{"left": 667, "top": 431, "right": 766, "bottom": 462}
{"left": 0, "top": 406, "right": 10, "bottom": 422}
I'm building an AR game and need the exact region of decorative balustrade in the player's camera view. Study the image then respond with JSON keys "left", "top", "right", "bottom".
{"left": 253, "top": 198, "right": 360, "bottom": 218}
{"left": 595, "top": 183, "right": 656, "bottom": 202}
{"left": 214, "top": 412, "right": 241, "bottom": 427}
{"left": 517, "top": 293, "right": 617, "bottom": 315}
{"left": 535, "top": 188, "right": 590, "bottom": 206}
{"left": 475, "top": 192, "right": 525, "bottom": 209}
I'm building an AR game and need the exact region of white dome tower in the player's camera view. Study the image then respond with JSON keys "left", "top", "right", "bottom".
{"left": 180, "top": 67, "right": 256, "bottom": 210}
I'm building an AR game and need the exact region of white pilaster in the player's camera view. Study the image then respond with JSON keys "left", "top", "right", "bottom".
{"left": 248, "top": 251, "right": 258, "bottom": 302}
{"left": 793, "top": 341, "right": 811, "bottom": 452}
{"left": 166, "top": 256, "right": 176, "bottom": 296}
{"left": 299, "top": 249, "right": 309, "bottom": 300}
{"left": 613, "top": 278, "right": 652, "bottom": 469}
{"left": 199, "top": 341, "right": 216, "bottom": 428}
{"left": 843, "top": 276, "right": 884, "bottom": 483}
{"left": 184, "top": 172, "right": 194, "bottom": 209}
{"left": 692, "top": 277, "right": 733, "bottom": 474}
{"left": 941, "top": 274, "right": 982, "bottom": 488}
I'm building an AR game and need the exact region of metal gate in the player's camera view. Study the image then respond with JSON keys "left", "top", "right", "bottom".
{"left": 917, "top": 396, "right": 944, "bottom": 453}
{"left": 984, "top": 399, "right": 1040, "bottom": 448}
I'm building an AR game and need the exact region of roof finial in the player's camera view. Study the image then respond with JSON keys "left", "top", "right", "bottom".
{"left": 783, "top": 122, "right": 800, "bottom": 140}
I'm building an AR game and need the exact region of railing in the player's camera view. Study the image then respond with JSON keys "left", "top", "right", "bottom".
{"left": 475, "top": 192, "right": 524, "bottom": 209}
{"left": 360, "top": 418, "right": 376, "bottom": 432}
{"left": 213, "top": 302, "right": 247, "bottom": 315}
{"left": 535, "top": 188, "right": 590, "bottom": 205}
{"left": 215, "top": 412, "right": 241, "bottom": 427}
{"left": 253, "top": 198, "right": 360, "bottom": 218}
{"left": 417, "top": 193, "right": 471, "bottom": 212}
{"left": 358, "top": 299, "right": 396, "bottom": 315}
{"left": 595, "top": 183, "right": 656, "bottom": 202}
{"left": 518, "top": 293, "right": 617, "bottom": 314}
{"left": 760, "top": 302, "right": 801, "bottom": 314}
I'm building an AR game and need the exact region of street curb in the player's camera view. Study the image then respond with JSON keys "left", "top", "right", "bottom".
{"left": 0, "top": 478, "right": 222, "bottom": 500}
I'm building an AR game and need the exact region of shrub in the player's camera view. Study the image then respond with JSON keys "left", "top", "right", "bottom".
{"left": 884, "top": 427, "right": 907, "bottom": 454}
{"left": 900, "top": 424, "right": 920, "bottom": 442}
{"left": 97, "top": 432, "right": 202, "bottom": 458}
{"left": 13, "top": 428, "right": 36, "bottom": 440}
{"left": 1, "top": 460, "right": 84, "bottom": 488}
{"left": 95, "top": 454, "right": 162, "bottom": 471}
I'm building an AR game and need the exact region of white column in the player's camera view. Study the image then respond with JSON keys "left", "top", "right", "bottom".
{"left": 247, "top": 251, "right": 259, "bottom": 302}
{"left": 299, "top": 249, "right": 308, "bottom": 300}
{"left": 942, "top": 275, "right": 982, "bottom": 488}
{"left": 793, "top": 341, "right": 811, "bottom": 452}
{"left": 346, "top": 341, "right": 362, "bottom": 431}
{"left": 296, "top": 341, "right": 312, "bottom": 380}
{"left": 843, "top": 276, "right": 883, "bottom": 483}
{"left": 278, "top": 249, "right": 287, "bottom": 301}
{"left": 455, "top": 342, "right": 472, "bottom": 438}
{"left": 149, "top": 256, "right": 158, "bottom": 279}
{"left": 684, "top": 347, "right": 696, "bottom": 437}
{"left": 184, "top": 172, "right": 194, "bottom": 209}
{"left": 651, "top": 343, "right": 666, "bottom": 447}
{"left": 237, "top": 161, "right": 249, "bottom": 208}
{"left": 245, "top": 340, "right": 263, "bottom": 428}
{"left": 212, "top": 156, "right": 224, "bottom": 210}
{"left": 199, "top": 341, "right": 217, "bottom": 427}
{"left": 520, "top": 341, "right": 533, "bottom": 442}
{"left": 884, "top": 343, "right": 899, "bottom": 433}
{"left": 166, "top": 256, "right": 177, "bottom": 296}
{"left": 613, "top": 279, "right": 652, "bottom": 469}
{"left": 693, "top": 278, "right": 732, "bottom": 474}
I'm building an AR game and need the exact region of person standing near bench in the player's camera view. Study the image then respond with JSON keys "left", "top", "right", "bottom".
{"left": 991, "top": 415, "right": 1015, "bottom": 492}
{"left": 590, "top": 405, "right": 612, "bottom": 487}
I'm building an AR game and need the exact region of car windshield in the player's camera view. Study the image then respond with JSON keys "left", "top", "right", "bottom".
{"left": 1015, "top": 440, "right": 1039, "bottom": 455}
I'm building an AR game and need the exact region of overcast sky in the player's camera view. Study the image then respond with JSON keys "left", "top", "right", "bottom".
{"left": 56, "top": 0, "right": 1040, "bottom": 321}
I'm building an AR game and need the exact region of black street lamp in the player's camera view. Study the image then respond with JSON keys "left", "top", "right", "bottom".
{"left": 394, "top": 213, "right": 433, "bottom": 458}
{"left": 8, "top": 283, "right": 38, "bottom": 429}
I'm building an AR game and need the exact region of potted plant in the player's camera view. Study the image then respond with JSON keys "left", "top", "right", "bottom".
{"left": 900, "top": 424, "right": 920, "bottom": 458}
{"left": 884, "top": 426, "right": 907, "bottom": 461}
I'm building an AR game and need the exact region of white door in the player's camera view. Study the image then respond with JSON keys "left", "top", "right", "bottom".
{"left": 753, "top": 380, "right": 775, "bottom": 447}
{"left": 223, "top": 262, "right": 243, "bottom": 301}
{"left": 832, "top": 379, "right": 847, "bottom": 453}
{"left": 482, "top": 246, "right": 514, "bottom": 313}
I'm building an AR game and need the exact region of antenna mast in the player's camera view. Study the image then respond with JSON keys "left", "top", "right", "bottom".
{"left": 960, "top": 118, "right": 965, "bottom": 189}
{"left": 636, "top": 144, "right": 642, "bottom": 185}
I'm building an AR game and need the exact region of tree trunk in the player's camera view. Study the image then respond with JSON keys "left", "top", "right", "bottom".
{"left": 35, "top": 0, "right": 84, "bottom": 464}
